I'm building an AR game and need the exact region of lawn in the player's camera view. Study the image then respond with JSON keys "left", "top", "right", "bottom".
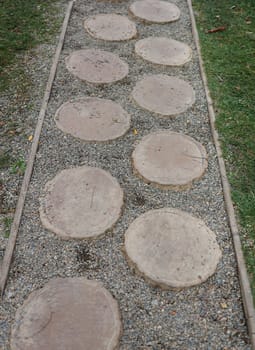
{"left": 0, "top": 0, "right": 60, "bottom": 91}
{"left": 193, "top": 0, "right": 255, "bottom": 298}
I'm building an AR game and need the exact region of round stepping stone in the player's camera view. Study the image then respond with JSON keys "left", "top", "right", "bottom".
{"left": 39, "top": 166, "right": 123, "bottom": 239}
{"left": 131, "top": 74, "right": 195, "bottom": 116}
{"left": 11, "top": 278, "right": 121, "bottom": 350}
{"left": 129, "top": 0, "right": 180, "bottom": 23}
{"left": 65, "top": 49, "right": 128, "bottom": 84}
{"left": 84, "top": 14, "right": 137, "bottom": 41}
{"left": 132, "top": 131, "right": 207, "bottom": 189}
{"left": 55, "top": 97, "right": 131, "bottom": 142}
{"left": 135, "top": 37, "right": 192, "bottom": 66}
{"left": 125, "top": 208, "right": 222, "bottom": 289}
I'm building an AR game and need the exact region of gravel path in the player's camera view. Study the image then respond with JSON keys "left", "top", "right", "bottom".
{"left": 0, "top": 0, "right": 251, "bottom": 349}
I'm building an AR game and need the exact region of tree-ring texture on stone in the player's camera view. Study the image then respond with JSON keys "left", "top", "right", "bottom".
{"left": 135, "top": 37, "right": 192, "bottom": 66}
{"left": 65, "top": 49, "right": 129, "bottom": 84}
{"left": 129, "top": 0, "right": 180, "bottom": 23}
{"left": 84, "top": 14, "right": 137, "bottom": 41}
{"left": 55, "top": 97, "right": 131, "bottom": 142}
{"left": 39, "top": 166, "right": 123, "bottom": 239}
{"left": 132, "top": 131, "right": 207, "bottom": 188}
{"left": 132, "top": 74, "right": 195, "bottom": 116}
{"left": 11, "top": 278, "right": 121, "bottom": 350}
{"left": 125, "top": 208, "right": 222, "bottom": 289}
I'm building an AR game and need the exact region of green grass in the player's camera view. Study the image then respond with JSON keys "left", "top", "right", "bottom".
{"left": 193, "top": 0, "right": 255, "bottom": 298}
{"left": 2, "top": 217, "right": 12, "bottom": 238}
{"left": 0, "top": 0, "right": 60, "bottom": 91}
{"left": 10, "top": 157, "right": 26, "bottom": 175}
{"left": 0, "top": 153, "right": 12, "bottom": 169}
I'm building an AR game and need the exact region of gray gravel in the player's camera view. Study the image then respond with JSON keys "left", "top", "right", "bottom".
{"left": 0, "top": 0, "right": 251, "bottom": 349}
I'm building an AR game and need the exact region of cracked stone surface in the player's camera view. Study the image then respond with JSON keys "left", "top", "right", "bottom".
{"left": 84, "top": 13, "right": 137, "bottom": 41}
{"left": 129, "top": 0, "right": 180, "bottom": 23}
{"left": 39, "top": 166, "right": 123, "bottom": 239}
{"left": 132, "top": 131, "right": 207, "bottom": 189}
{"left": 125, "top": 208, "right": 222, "bottom": 289}
{"left": 11, "top": 277, "right": 121, "bottom": 350}
{"left": 65, "top": 49, "right": 129, "bottom": 84}
{"left": 135, "top": 37, "right": 192, "bottom": 66}
{"left": 132, "top": 74, "right": 195, "bottom": 116}
{"left": 54, "top": 97, "right": 131, "bottom": 142}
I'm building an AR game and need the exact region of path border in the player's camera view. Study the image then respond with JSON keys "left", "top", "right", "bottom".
{"left": 0, "top": 0, "right": 75, "bottom": 297}
{"left": 187, "top": 0, "right": 255, "bottom": 348}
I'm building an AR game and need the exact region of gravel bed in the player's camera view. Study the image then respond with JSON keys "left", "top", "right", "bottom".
{"left": 0, "top": 0, "right": 251, "bottom": 349}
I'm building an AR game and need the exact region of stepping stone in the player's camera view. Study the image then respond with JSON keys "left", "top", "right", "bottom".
{"left": 131, "top": 74, "right": 195, "bottom": 116}
{"left": 11, "top": 278, "right": 121, "bottom": 350}
{"left": 124, "top": 208, "right": 222, "bottom": 289}
{"left": 39, "top": 166, "right": 123, "bottom": 239}
{"left": 135, "top": 37, "right": 192, "bottom": 66}
{"left": 55, "top": 97, "right": 131, "bottom": 142}
{"left": 132, "top": 131, "right": 207, "bottom": 189}
{"left": 65, "top": 49, "right": 128, "bottom": 84}
{"left": 84, "top": 14, "right": 137, "bottom": 41}
{"left": 129, "top": 0, "right": 180, "bottom": 23}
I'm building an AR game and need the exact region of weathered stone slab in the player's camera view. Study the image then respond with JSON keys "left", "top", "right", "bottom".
{"left": 125, "top": 208, "right": 222, "bottom": 289}
{"left": 129, "top": 0, "right": 180, "bottom": 23}
{"left": 84, "top": 14, "right": 137, "bottom": 41}
{"left": 40, "top": 166, "right": 123, "bottom": 239}
{"left": 135, "top": 37, "right": 192, "bottom": 66}
{"left": 65, "top": 49, "right": 128, "bottom": 84}
{"left": 131, "top": 74, "right": 195, "bottom": 116}
{"left": 55, "top": 97, "right": 131, "bottom": 142}
{"left": 11, "top": 278, "right": 121, "bottom": 350}
{"left": 132, "top": 131, "right": 207, "bottom": 189}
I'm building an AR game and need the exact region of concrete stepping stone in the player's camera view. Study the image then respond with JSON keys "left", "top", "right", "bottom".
{"left": 129, "top": 0, "right": 180, "bottom": 23}
{"left": 135, "top": 37, "right": 192, "bottom": 66}
{"left": 65, "top": 49, "right": 129, "bottom": 84}
{"left": 132, "top": 74, "right": 195, "bottom": 116}
{"left": 84, "top": 14, "right": 137, "bottom": 41}
{"left": 55, "top": 97, "right": 131, "bottom": 142}
{"left": 11, "top": 277, "right": 121, "bottom": 350}
{"left": 39, "top": 166, "right": 123, "bottom": 239}
{"left": 125, "top": 208, "right": 222, "bottom": 289}
{"left": 132, "top": 131, "right": 207, "bottom": 189}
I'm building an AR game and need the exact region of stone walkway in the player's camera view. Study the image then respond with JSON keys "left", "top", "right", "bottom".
{"left": 1, "top": 0, "right": 252, "bottom": 349}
